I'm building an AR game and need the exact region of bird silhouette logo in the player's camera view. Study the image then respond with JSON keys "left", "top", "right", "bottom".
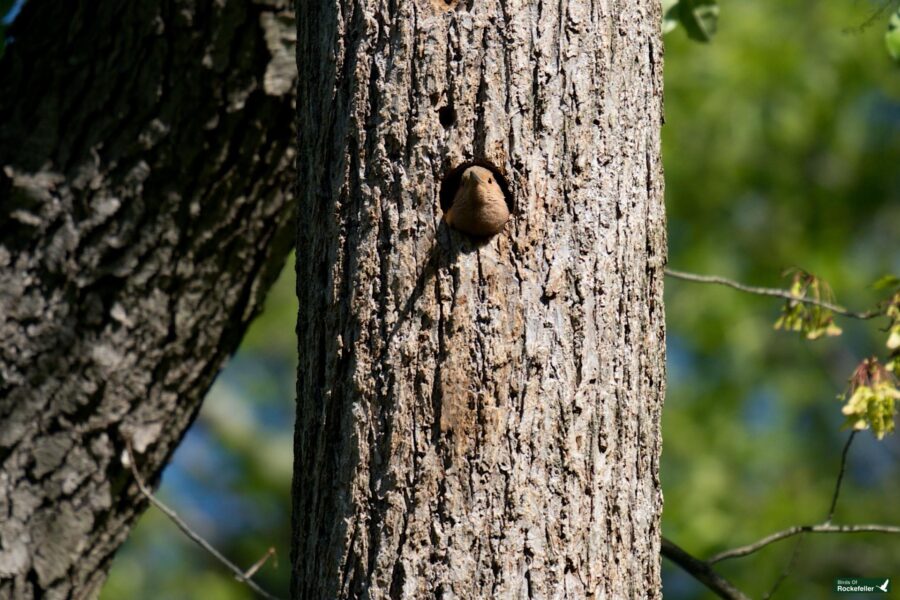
{"left": 877, "top": 579, "right": 889, "bottom": 592}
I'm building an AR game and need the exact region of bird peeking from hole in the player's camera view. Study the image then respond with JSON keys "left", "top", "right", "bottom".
{"left": 444, "top": 166, "right": 510, "bottom": 237}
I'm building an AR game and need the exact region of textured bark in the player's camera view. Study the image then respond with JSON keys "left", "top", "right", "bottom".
{"left": 294, "top": 0, "right": 666, "bottom": 598}
{"left": 0, "top": 1, "right": 296, "bottom": 597}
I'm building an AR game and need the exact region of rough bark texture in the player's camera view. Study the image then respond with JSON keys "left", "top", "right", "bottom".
{"left": 0, "top": 1, "right": 296, "bottom": 597}
{"left": 294, "top": 0, "right": 666, "bottom": 598}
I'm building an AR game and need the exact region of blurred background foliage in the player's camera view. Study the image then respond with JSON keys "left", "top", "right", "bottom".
{"left": 662, "top": 0, "right": 899, "bottom": 597}
{"left": 93, "top": 0, "right": 900, "bottom": 598}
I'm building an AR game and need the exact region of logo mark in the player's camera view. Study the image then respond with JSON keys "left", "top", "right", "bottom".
{"left": 834, "top": 578, "right": 891, "bottom": 594}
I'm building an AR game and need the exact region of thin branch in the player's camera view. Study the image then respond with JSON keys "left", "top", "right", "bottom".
{"left": 763, "top": 431, "right": 859, "bottom": 597}
{"left": 124, "top": 442, "right": 283, "bottom": 600}
{"left": 661, "top": 537, "right": 751, "bottom": 600}
{"left": 826, "top": 432, "right": 857, "bottom": 523}
{"left": 751, "top": 431, "right": 859, "bottom": 597}
{"left": 762, "top": 537, "right": 804, "bottom": 600}
{"left": 664, "top": 268, "right": 881, "bottom": 320}
{"left": 244, "top": 547, "right": 278, "bottom": 579}
{"left": 708, "top": 523, "right": 900, "bottom": 564}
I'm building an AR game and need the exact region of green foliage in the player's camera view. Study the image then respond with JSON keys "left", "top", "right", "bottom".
{"left": 887, "top": 8, "right": 900, "bottom": 62}
{"left": 885, "top": 288, "right": 900, "bottom": 375}
{"left": 662, "top": 0, "right": 681, "bottom": 35}
{"left": 663, "top": 0, "right": 899, "bottom": 596}
{"left": 665, "top": 0, "right": 900, "bottom": 55}
{"left": 662, "top": 0, "right": 720, "bottom": 42}
{"left": 770, "top": 271, "right": 900, "bottom": 440}
{"left": 679, "top": 0, "right": 719, "bottom": 43}
{"left": 840, "top": 358, "right": 900, "bottom": 439}
{"left": 872, "top": 274, "right": 900, "bottom": 291}
{"left": 773, "top": 270, "right": 843, "bottom": 340}
{"left": 863, "top": 275, "right": 900, "bottom": 376}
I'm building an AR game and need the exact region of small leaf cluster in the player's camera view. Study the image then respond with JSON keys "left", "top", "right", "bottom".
{"left": 874, "top": 275, "right": 900, "bottom": 376}
{"left": 773, "top": 270, "right": 842, "bottom": 340}
{"left": 663, "top": 0, "right": 719, "bottom": 42}
{"left": 771, "top": 271, "right": 900, "bottom": 440}
{"left": 840, "top": 358, "right": 900, "bottom": 440}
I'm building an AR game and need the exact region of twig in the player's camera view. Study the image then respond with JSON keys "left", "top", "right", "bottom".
{"left": 763, "top": 431, "right": 858, "bottom": 597}
{"left": 661, "top": 537, "right": 751, "bottom": 600}
{"left": 124, "top": 441, "right": 283, "bottom": 600}
{"left": 664, "top": 268, "right": 880, "bottom": 320}
{"left": 708, "top": 523, "right": 900, "bottom": 564}
{"left": 826, "top": 432, "right": 857, "bottom": 523}
{"left": 244, "top": 547, "right": 278, "bottom": 579}
{"left": 762, "top": 537, "right": 803, "bottom": 600}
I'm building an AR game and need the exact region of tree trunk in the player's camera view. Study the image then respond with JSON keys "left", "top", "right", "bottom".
{"left": 294, "top": 0, "right": 666, "bottom": 597}
{"left": 0, "top": 1, "right": 296, "bottom": 597}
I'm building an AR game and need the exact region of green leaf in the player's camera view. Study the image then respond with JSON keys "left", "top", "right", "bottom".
{"left": 888, "top": 324, "right": 900, "bottom": 351}
{"left": 662, "top": 0, "right": 681, "bottom": 35}
{"left": 841, "top": 359, "right": 900, "bottom": 440}
{"left": 887, "top": 8, "right": 900, "bottom": 62}
{"left": 840, "top": 382, "right": 897, "bottom": 440}
{"left": 873, "top": 274, "right": 900, "bottom": 291}
{"left": 774, "top": 271, "right": 842, "bottom": 340}
{"left": 680, "top": 0, "right": 719, "bottom": 43}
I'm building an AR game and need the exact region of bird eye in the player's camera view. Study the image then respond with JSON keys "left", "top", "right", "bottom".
{"left": 488, "top": 178, "right": 493, "bottom": 183}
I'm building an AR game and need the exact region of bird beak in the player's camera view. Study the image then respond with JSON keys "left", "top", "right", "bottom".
{"left": 468, "top": 170, "right": 484, "bottom": 184}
